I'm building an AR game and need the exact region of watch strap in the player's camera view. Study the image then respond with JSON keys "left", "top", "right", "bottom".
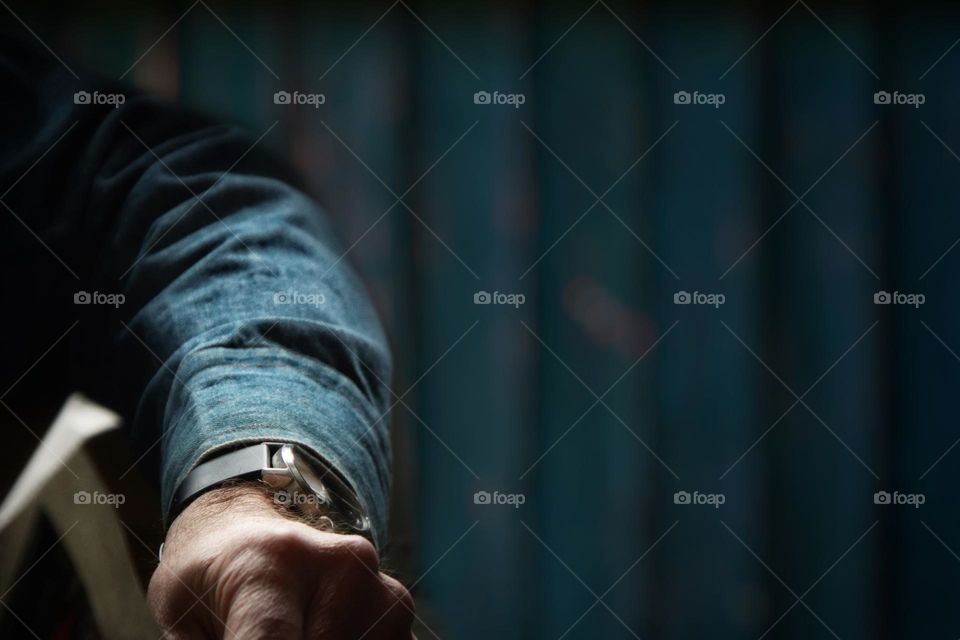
{"left": 171, "top": 443, "right": 274, "bottom": 520}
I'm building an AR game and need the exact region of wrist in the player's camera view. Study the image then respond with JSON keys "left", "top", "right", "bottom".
{"left": 165, "top": 483, "right": 280, "bottom": 547}
{"left": 170, "top": 443, "right": 373, "bottom": 545}
{"left": 167, "top": 482, "right": 341, "bottom": 544}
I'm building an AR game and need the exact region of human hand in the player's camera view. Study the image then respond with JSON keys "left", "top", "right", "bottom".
{"left": 147, "top": 485, "right": 414, "bottom": 639}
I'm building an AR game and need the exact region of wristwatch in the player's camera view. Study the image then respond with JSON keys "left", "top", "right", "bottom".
{"left": 171, "top": 443, "right": 372, "bottom": 541}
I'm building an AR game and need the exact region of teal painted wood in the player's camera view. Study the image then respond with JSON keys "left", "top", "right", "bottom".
{"left": 56, "top": 4, "right": 143, "bottom": 78}
{"left": 282, "top": 6, "right": 410, "bottom": 382}
{"left": 768, "top": 14, "right": 881, "bottom": 640}
{"left": 177, "top": 2, "right": 281, "bottom": 129}
{"left": 889, "top": 9, "right": 960, "bottom": 637}
{"left": 410, "top": 4, "right": 535, "bottom": 638}
{"left": 13, "top": 3, "right": 142, "bottom": 79}
{"left": 650, "top": 7, "right": 765, "bottom": 639}
{"left": 527, "top": 4, "right": 656, "bottom": 638}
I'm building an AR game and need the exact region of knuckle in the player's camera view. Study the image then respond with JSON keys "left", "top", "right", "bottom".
{"left": 334, "top": 534, "right": 380, "bottom": 571}
{"left": 250, "top": 525, "right": 318, "bottom": 566}
{"left": 381, "top": 574, "right": 415, "bottom": 613}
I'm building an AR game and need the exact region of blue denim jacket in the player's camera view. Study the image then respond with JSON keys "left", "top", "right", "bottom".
{"left": 0, "top": 40, "right": 393, "bottom": 548}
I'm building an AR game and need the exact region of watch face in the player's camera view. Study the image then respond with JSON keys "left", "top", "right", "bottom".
{"left": 297, "top": 463, "right": 333, "bottom": 505}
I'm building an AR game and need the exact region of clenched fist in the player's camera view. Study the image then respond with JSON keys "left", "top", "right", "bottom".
{"left": 148, "top": 485, "right": 414, "bottom": 639}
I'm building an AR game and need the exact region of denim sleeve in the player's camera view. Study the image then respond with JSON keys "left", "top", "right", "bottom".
{"left": 0, "top": 41, "right": 393, "bottom": 548}
{"left": 100, "top": 114, "right": 394, "bottom": 548}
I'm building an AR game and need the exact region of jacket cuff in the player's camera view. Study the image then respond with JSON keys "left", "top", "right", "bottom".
{"left": 158, "top": 346, "right": 391, "bottom": 549}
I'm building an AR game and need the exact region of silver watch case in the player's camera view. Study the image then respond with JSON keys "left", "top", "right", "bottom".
{"left": 262, "top": 444, "right": 371, "bottom": 536}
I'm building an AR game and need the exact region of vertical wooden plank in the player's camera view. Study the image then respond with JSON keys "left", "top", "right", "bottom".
{"left": 768, "top": 11, "right": 881, "bottom": 640}
{"left": 648, "top": 6, "right": 765, "bottom": 640}
{"left": 410, "top": 3, "right": 535, "bottom": 637}
{"left": 888, "top": 6, "right": 960, "bottom": 636}
{"left": 295, "top": 3, "right": 410, "bottom": 323}
{"left": 58, "top": 3, "right": 143, "bottom": 76}
{"left": 527, "top": 3, "right": 655, "bottom": 637}
{"left": 177, "top": 1, "right": 281, "bottom": 129}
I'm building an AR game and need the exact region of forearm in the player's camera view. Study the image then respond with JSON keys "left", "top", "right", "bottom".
{"left": 71, "top": 99, "right": 394, "bottom": 545}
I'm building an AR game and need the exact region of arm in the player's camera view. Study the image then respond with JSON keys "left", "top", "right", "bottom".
{"left": 0, "top": 39, "right": 410, "bottom": 637}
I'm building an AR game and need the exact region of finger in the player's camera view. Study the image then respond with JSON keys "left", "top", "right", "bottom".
{"left": 379, "top": 572, "right": 415, "bottom": 615}
{"left": 373, "top": 573, "right": 416, "bottom": 637}
{"left": 222, "top": 588, "right": 304, "bottom": 640}
{"left": 148, "top": 566, "right": 216, "bottom": 640}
